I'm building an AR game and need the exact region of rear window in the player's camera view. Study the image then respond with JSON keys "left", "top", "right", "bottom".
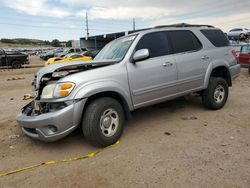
{"left": 201, "top": 29, "right": 229, "bottom": 47}
{"left": 167, "top": 30, "right": 202, "bottom": 54}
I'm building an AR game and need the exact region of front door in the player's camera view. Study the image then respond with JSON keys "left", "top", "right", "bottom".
{"left": 127, "top": 31, "right": 178, "bottom": 108}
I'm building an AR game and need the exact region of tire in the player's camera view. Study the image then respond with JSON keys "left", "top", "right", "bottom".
{"left": 202, "top": 77, "right": 228, "bottom": 110}
{"left": 82, "top": 97, "right": 125, "bottom": 147}
{"left": 248, "top": 67, "right": 250, "bottom": 75}
{"left": 239, "top": 33, "right": 245, "bottom": 40}
{"left": 12, "top": 60, "right": 22, "bottom": 69}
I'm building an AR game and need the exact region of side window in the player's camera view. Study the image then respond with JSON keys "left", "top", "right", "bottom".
{"left": 71, "top": 55, "right": 82, "bottom": 59}
{"left": 135, "top": 31, "right": 171, "bottom": 58}
{"left": 75, "top": 48, "right": 81, "bottom": 52}
{"left": 69, "top": 49, "right": 74, "bottom": 53}
{"left": 201, "top": 29, "right": 229, "bottom": 47}
{"left": 168, "top": 30, "right": 202, "bottom": 54}
{"left": 241, "top": 46, "right": 250, "bottom": 52}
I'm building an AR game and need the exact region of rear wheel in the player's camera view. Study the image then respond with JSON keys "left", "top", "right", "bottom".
{"left": 12, "top": 60, "right": 22, "bottom": 69}
{"left": 82, "top": 97, "right": 125, "bottom": 147}
{"left": 202, "top": 77, "right": 228, "bottom": 110}
{"left": 239, "top": 33, "right": 245, "bottom": 40}
{"left": 248, "top": 67, "right": 250, "bottom": 75}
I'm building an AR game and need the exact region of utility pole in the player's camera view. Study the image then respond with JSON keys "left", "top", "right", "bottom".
{"left": 133, "top": 18, "right": 135, "bottom": 31}
{"left": 86, "top": 11, "right": 89, "bottom": 39}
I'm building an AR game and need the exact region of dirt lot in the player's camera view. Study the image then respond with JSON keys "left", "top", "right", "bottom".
{"left": 0, "top": 56, "right": 249, "bottom": 188}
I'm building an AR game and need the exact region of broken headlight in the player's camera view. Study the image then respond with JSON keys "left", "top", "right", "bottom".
{"left": 41, "top": 82, "right": 75, "bottom": 99}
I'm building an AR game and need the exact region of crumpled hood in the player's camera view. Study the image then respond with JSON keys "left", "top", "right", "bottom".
{"left": 35, "top": 59, "right": 117, "bottom": 90}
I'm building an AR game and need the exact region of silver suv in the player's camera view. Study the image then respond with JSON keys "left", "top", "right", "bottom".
{"left": 17, "top": 24, "right": 240, "bottom": 147}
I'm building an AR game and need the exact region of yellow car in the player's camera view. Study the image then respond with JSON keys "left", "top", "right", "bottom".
{"left": 45, "top": 53, "right": 92, "bottom": 66}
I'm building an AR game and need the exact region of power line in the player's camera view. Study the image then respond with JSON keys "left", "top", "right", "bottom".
{"left": 0, "top": 22, "right": 83, "bottom": 30}
{"left": 0, "top": 16, "right": 141, "bottom": 30}
{"left": 0, "top": 14, "right": 146, "bottom": 28}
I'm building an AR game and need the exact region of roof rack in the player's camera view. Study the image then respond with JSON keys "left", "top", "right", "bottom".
{"left": 154, "top": 23, "right": 214, "bottom": 29}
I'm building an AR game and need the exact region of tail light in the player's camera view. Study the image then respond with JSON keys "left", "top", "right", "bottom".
{"left": 231, "top": 49, "right": 238, "bottom": 59}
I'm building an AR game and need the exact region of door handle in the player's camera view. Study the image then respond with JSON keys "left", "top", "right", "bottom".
{"left": 162, "top": 62, "right": 173, "bottom": 67}
{"left": 201, "top": 55, "right": 210, "bottom": 60}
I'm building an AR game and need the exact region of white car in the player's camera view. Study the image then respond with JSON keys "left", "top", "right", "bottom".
{"left": 227, "top": 28, "right": 250, "bottom": 40}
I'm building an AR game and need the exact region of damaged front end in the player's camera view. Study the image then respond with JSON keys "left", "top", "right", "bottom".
{"left": 17, "top": 60, "right": 116, "bottom": 142}
{"left": 30, "top": 60, "right": 116, "bottom": 114}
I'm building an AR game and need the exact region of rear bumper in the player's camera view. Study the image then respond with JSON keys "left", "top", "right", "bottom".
{"left": 230, "top": 64, "right": 241, "bottom": 79}
{"left": 16, "top": 99, "right": 87, "bottom": 142}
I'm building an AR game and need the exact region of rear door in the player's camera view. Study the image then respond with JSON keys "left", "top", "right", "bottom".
{"left": 127, "top": 31, "right": 178, "bottom": 108}
{"left": 167, "top": 30, "right": 205, "bottom": 92}
{"left": 239, "top": 45, "right": 250, "bottom": 65}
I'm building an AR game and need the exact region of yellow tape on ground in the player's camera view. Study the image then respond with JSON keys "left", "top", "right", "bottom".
{"left": 0, "top": 141, "right": 119, "bottom": 177}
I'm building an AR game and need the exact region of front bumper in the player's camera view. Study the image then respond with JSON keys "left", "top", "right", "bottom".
{"left": 16, "top": 99, "right": 87, "bottom": 142}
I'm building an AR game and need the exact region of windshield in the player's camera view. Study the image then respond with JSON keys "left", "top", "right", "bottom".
{"left": 62, "top": 48, "right": 69, "bottom": 53}
{"left": 94, "top": 35, "right": 136, "bottom": 61}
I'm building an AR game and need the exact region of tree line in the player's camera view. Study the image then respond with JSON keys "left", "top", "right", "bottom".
{"left": 0, "top": 38, "right": 72, "bottom": 47}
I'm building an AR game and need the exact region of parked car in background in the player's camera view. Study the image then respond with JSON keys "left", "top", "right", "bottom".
{"left": 236, "top": 44, "right": 250, "bottom": 74}
{"left": 45, "top": 53, "right": 92, "bottom": 66}
{"left": 17, "top": 24, "right": 240, "bottom": 147}
{"left": 0, "top": 49, "right": 29, "bottom": 68}
{"left": 40, "top": 49, "right": 64, "bottom": 60}
{"left": 40, "top": 50, "right": 55, "bottom": 61}
{"left": 56, "top": 48, "right": 87, "bottom": 57}
{"left": 227, "top": 28, "right": 250, "bottom": 40}
{"left": 82, "top": 50, "right": 100, "bottom": 58}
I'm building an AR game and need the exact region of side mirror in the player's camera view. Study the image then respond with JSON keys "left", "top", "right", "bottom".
{"left": 132, "top": 49, "right": 149, "bottom": 62}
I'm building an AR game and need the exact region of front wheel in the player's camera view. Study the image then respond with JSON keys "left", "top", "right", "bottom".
{"left": 82, "top": 97, "right": 125, "bottom": 147}
{"left": 202, "top": 77, "right": 229, "bottom": 110}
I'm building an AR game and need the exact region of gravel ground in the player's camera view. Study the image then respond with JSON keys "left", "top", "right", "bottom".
{"left": 0, "top": 56, "right": 249, "bottom": 188}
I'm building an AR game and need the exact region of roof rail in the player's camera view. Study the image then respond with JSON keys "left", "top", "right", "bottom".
{"left": 154, "top": 23, "right": 214, "bottom": 29}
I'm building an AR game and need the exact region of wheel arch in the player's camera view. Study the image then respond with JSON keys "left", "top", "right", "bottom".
{"left": 204, "top": 64, "right": 232, "bottom": 88}
{"left": 11, "top": 59, "right": 21, "bottom": 65}
{"left": 83, "top": 91, "right": 133, "bottom": 121}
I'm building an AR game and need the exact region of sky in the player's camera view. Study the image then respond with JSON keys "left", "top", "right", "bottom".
{"left": 0, "top": 0, "right": 250, "bottom": 41}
